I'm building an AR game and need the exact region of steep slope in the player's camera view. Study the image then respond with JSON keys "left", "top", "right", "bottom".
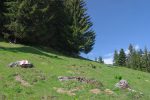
{"left": 0, "top": 42, "right": 150, "bottom": 100}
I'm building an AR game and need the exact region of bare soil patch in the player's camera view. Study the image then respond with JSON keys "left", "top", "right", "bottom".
{"left": 54, "top": 86, "right": 83, "bottom": 96}
{"left": 15, "top": 75, "right": 31, "bottom": 87}
{"left": 90, "top": 89, "right": 101, "bottom": 94}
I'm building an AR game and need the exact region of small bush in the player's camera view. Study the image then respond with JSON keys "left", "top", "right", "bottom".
{"left": 115, "top": 75, "right": 122, "bottom": 80}
{"left": 15, "top": 87, "right": 22, "bottom": 93}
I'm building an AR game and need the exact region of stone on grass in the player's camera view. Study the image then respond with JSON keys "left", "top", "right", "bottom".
{"left": 8, "top": 60, "right": 33, "bottom": 68}
{"left": 115, "top": 80, "right": 129, "bottom": 89}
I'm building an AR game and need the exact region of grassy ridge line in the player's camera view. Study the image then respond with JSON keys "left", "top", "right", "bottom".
{"left": 0, "top": 42, "right": 150, "bottom": 100}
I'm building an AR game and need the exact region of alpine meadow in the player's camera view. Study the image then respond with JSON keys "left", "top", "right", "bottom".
{"left": 0, "top": 0, "right": 150, "bottom": 100}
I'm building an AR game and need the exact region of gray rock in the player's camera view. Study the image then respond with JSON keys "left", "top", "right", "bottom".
{"left": 8, "top": 60, "right": 33, "bottom": 68}
{"left": 115, "top": 80, "right": 129, "bottom": 89}
{"left": 8, "top": 62, "right": 19, "bottom": 67}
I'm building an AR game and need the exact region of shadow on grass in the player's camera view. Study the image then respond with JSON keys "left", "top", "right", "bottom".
{"left": 0, "top": 46, "right": 63, "bottom": 60}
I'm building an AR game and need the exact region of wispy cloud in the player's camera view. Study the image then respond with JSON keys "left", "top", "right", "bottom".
{"left": 125, "top": 49, "right": 129, "bottom": 55}
{"left": 135, "top": 45, "right": 140, "bottom": 50}
{"left": 103, "top": 53, "right": 114, "bottom": 64}
{"left": 103, "top": 57, "right": 113, "bottom": 64}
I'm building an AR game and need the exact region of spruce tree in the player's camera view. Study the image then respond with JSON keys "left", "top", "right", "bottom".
{"left": 4, "top": 0, "right": 95, "bottom": 56}
{"left": 98, "top": 56, "right": 104, "bottom": 64}
{"left": 136, "top": 49, "right": 143, "bottom": 70}
{"left": 118, "top": 49, "right": 126, "bottom": 66}
{"left": 126, "top": 44, "right": 134, "bottom": 68}
{"left": 95, "top": 57, "right": 97, "bottom": 62}
{"left": 142, "top": 47, "right": 149, "bottom": 72}
{"left": 4, "top": 0, "right": 21, "bottom": 41}
{"left": 0, "top": 0, "right": 6, "bottom": 38}
{"left": 147, "top": 52, "right": 150, "bottom": 72}
{"left": 113, "top": 50, "right": 119, "bottom": 66}
{"left": 5, "top": 0, "right": 66, "bottom": 45}
{"left": 64, "top": 0, "right": 95, "bottom": 55}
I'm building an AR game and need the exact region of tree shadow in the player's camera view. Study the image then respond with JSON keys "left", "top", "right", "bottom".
{"left": 0, "top": 46, "right": 63, "bottom": 60}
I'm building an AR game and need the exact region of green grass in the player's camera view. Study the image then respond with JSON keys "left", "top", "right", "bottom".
{"left": 0, "top": 42, "right": 150, "bottom": 100}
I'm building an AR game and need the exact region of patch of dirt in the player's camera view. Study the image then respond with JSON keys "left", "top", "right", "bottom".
{"left": 58, "top": 76, "right": 103, "bottom": 87}
{"left": 57, "top": 88, "right": 76, "bottom": 96}
{"left": 54, "top": 86, "right": 82, "bottom": 96}
{"left": 15, "top": 75, "right": 31, "bottom": 87}
{"left": 104, "top": 89, "right": 114, "bottom": 95}
{"left": 90, "top": 89, "right": 101, "bottom": 94}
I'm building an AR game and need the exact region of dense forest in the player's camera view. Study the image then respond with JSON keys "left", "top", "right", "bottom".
{"left": 0, "top": 0, "right": 95, "bottom": 55}
{"left": 113, "top": 44, "right": 150, "bottom": 73}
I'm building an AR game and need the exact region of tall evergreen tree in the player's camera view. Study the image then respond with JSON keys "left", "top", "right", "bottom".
{"left": 5, "top": 0, "right": 66, "bottom": 44}
{"left": 98, "top": 56, "right": 104, "bottom": 64}
{"left": 147, "top": 52, "right": 150, "bottom": 72}
{"left": 142, "top": 47, "right": 149, "bottom": 72}
{"left": 118, "top": 49, "right": 126, "bottom": 66}
{"left": 4, "top": 0, "right": 21, "bottom": 41}
{"left": 136, "top": 49, "right": 143, "bottom": 70}
{"left": 4, "top": 0, "right": 95, "bottom": 55}
{"left": 126, "top": 44, "right": 134, "bottom": 68}
{"left": 64, "top": 0, "right": 95, "bottom": 55}
{"left": 113, "top": 50, "right": 119, "bottom": 66}
{"left": 95, "top": 57, "right": 97, "bottom": 62}
{"left": 0, "top": 0, "right": 6, "bottom": 38}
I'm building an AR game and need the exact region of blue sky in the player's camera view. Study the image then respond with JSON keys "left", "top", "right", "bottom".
{"left": 81, "top": 0, "right": 150, "bottom": 64}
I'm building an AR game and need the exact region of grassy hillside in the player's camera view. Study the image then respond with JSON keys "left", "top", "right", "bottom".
{"left": 0, "top": 42, "right": 150, "bottom": 100}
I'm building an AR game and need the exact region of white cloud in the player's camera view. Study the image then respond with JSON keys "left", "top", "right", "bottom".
{"left": 103, "top": 52, "right": 114, "bottom": 64}
{"left": 135, "top": 45, "right": 140, "bottom": 50}
{"left": 125, "top": 49, "right": 129, "bottom": 55}
{"left": 104, "top": 57, "right": 113, "bottom": 64}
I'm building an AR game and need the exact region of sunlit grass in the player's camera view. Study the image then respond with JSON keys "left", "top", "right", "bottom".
{"left": 0, "top": 42, "right": 150, "bottom": 100}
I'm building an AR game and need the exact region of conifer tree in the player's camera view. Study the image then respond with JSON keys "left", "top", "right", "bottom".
{"left": 95, "top": 57, "right": 97, "bottom": 62}
{"left": 113, "top": 50, "right": 119, "bottom": 66}
{"left": 98, "top": 56, "right": 104, "bottom": 64}
{"left": 136, "top": 49, "right": 143, "bottom": 70}
{"left": 4, "top": 0, "right": 21, "bottom": 41}
{"left": 142, "top": 47, "right": 149, "bottom": 72}
{"left": 118, "top": 49, "right": 126, "bottom": 66}
{"left": 4, "top": 0, "right": 95, "bottom": 55}
{"left": 126, "top": 44, "right": 134, "bottom": 68}
{"left": 64, "top": 0, "right": 95, "bottom": 54}
{"left": 0, "top": 0, "right": 6, "bottom": 37}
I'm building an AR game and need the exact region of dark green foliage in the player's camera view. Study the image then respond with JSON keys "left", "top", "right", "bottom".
{"left": 5, "top": 0, "right": 63, "bottom": 43}
{"left": 115, "top": 75, "right": 122, "bottom": 80}
{"left": 64, "top": 0, "right": 95, "bottom": 54}
{"left": 0, "top": 0, "right": 6, "bottom": 37}
{"left": 95, "top": 57, "right": 97, "bottom": 62}
{"left": 114, "top": 44, "right": 150, "bottom": 73}
{"left": 113, "top": 50, "right": 119, "bottom": 66}
{"left": 2, "top": 0, "right": 95, "bottom": 55}
{"left": 98, "top": 56, "right": 104, "bottom": 64}
{"left": 142, "top": 47, "right": 150, "bottom": 72}
{"left": 118, "top": 49, "right": 126, "bottom": 66}
{"left": 126, "top": 45, "right": 150, "bottom": 72}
